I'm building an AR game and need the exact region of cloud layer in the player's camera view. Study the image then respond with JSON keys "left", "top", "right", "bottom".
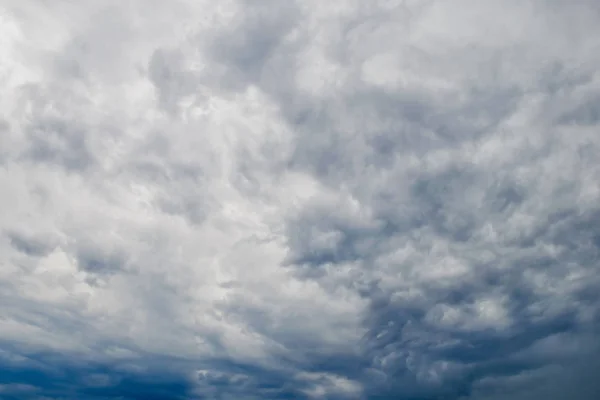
{"left": 1, "top": 0, "right": 599, "bottom": 399}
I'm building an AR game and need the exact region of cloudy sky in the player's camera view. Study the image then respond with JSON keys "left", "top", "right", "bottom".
{"left": 1, "top": 0, "right": 600, "bottom": 399}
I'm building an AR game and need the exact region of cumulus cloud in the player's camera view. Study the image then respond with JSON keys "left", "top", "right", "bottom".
{"left": 1, "top": 0, "right": 599, "bottom": 398}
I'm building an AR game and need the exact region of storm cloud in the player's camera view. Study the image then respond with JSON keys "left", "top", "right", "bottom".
{"left": 1, "top": 0, "right": 599, "bottom": 399}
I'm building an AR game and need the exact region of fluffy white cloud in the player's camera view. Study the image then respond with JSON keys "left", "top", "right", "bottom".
{"left": 1, "top": 0, "right": 599, "bottom": 399}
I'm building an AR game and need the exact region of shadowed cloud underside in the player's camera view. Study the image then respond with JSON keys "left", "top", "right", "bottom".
{"left": 1, "top": 0, "right": 600, "bottom": 399}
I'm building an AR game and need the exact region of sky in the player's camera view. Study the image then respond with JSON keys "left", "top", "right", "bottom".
{"left": 1, "top": 0, "right": 599, "bottom": 399}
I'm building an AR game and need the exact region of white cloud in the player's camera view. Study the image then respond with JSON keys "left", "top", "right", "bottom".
{"left": 298, "top": 372, "right": 363, "bottom": 398}
{"left": 1, "top": 0, "right": 599, "bottom": 398}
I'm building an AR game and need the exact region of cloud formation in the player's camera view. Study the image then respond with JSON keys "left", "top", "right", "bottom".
{"left": 1, "top": 0, "right": 599, "bottom": 398}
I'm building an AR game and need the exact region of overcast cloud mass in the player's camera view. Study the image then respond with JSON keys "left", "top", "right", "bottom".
{"left": 1, "top": 0, "right": 600, "bottom": 399}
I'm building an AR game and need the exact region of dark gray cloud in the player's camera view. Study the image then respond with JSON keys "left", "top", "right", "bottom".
{"left": 1, "top": 0, "right": 599, "bottom": 399}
